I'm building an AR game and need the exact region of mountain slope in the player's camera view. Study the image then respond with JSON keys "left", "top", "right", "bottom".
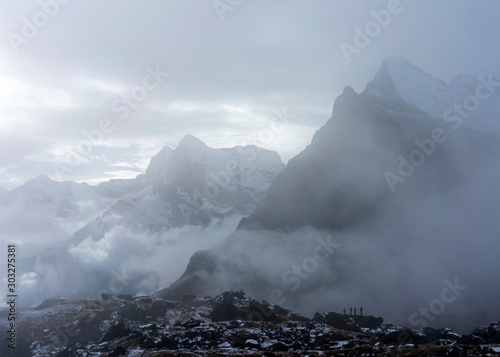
{"left": 158, "top": 80, "right": 500, "bottom": 331}
{"left": 237, "top": 85, "right": 484, "bottom": 231}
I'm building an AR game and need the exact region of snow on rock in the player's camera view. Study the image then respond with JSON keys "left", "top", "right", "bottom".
{"left": 364, "top": 56, "right": 500, "bottom": 132}
{"left": 2, "top": 292, "right": 499, "bottom": 356}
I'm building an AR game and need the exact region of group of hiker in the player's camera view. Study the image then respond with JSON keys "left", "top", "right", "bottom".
{"left": 343, "top": 307, "right": 363, "bottom": 316}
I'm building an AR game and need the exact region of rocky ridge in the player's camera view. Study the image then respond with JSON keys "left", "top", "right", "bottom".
{"left": 1, "top": 291, "right": 499, "bottom": 356}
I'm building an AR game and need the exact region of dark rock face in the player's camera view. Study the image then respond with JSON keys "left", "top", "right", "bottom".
{"left": 355, "top": 315, "right": 384, "bottom": 329}
{"left": 117, "top": 302, "right": 149, "bottom": 321}
{"left": 69, "top": 309, "right": 115, "bottom": 346}
{"left": 149, "top": 300, "right": 168, "bottom": 319}
{"left": 311, "top": 312, "right": 325, "bottom": 323}
{"left": 321, "top": 312, "right": 383, "bottom": 332}
{"left": 237, "top": 87, "right": 460, "bottom": 232}
{"left": 380, "top": 328, "right": 421, "bottom": 345}
{"left": 101, "top": 293, "right": 113, "bottom": 301}
{"left": 210, "top": 302, "right": 246, "bottom": 322}
{"left": 109, "top": 346, "right": 127, "bottom": 356}
{"left": 209, "top": 291, "right": 290, "bottom": 323}
{"left": 101, "top": 321, "right": 131, "bottom": 343}
{"left": 154, "top": 250, "right": 217, "bottom": 300}
{"left": 155, "top": 336, "right": 178, "bottom": 349}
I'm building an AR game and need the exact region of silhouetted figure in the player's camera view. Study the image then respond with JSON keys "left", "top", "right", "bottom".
{"left": 354, "top": 308, "right": 357, "bottom": 316}
{"left": 360, "top": 307, "right": 363, "bottom": 316}
{"left": 349, "top": 307, "right": 352, "bottom": 316}
{"left": 343, "top": 308, "right": 346, "bottom": 315}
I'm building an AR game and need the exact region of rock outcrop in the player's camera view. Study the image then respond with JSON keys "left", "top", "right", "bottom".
{"left": 4, "top": 292, "right": 500, "bottom": 356}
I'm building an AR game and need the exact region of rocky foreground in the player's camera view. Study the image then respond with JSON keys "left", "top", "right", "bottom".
{"left": 1, "top": 291, "right": 499, "bottom": 356}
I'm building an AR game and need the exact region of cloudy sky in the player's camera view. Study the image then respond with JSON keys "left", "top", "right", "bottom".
{"left": 0, "top": 0, "right": 499, "bottom": 189}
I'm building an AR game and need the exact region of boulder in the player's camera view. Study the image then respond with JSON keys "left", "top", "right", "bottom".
{"left": 101, "top": 321, "right": 131, "bottom": 343}
{"left": 156, "top": 336, "right": 178, "bottom": 349}
{"left": 269, "top": 342, "right": 288, "bottom": 351}
{"left": 69, "top": 309, "right": 114, "bottom": 346}
{"left": 457, "top": 334, "right": 483, "bottom": 345}
{"left": 324, "top": 312, "right": 361, "bottom": 332}
{"left": 181, "top": 318, "right": 202, "bottom": 328}
{"left": 311, "top": 312, "right": 324, "bottom": 323}
{"left": 380, "top": 329, "right": 420, "bottom": 345}
{"left": 149, "top": 300, "right": 168, "bottom": 319}
{"left": 210, "top": 302, "right": 245, "bottom": 322}
{"left": 244, "top": 339, "right": 260, "bottom": 349}
{"left": 247, "top": 300, "right": 280, "bottom": 322}
{"left": 109, "top": 346, "right": 127, "bottom": 356}
{"left": 117, "top": 302, "right": 149, "bottom": 321}
{"left": 354, "top": 315, "right": 383, "bottom": 329}
{"left": 138, "top": 336, "right": 155, "bottom": 349}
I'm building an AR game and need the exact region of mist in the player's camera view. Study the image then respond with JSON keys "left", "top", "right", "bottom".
{"left": 0, "top": 215, "right": 242, "bottom": 308}
{"left": 159, "top": 88, "right": 500, "bottom": 334}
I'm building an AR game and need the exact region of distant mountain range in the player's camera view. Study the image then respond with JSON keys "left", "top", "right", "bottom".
{"left": 72, "top": 134, "right": 285, "bottom": 244}
{"left": 0, "top": 136, "right": 284, "bottom": 306}
{"left": 0, "top": 135, "right": 284, "bottom": 237}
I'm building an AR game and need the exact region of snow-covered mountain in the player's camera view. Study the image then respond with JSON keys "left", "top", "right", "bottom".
{"left": 0, "top": 175, "right": 116, "bottom": 256}
{"left": 73, "top": 134, "right": 285, "bottom": 242}
{"left": 0, "top": 136, "right": 283, "bottom": 244}
{"left": 0, "top": 136, "right": 284, "bottom": 306}
{"left": 364, "top": 56, "right": 500, "bottom": 131}
{"left": 8, "top": 174, "right": 113, "bottom": 218}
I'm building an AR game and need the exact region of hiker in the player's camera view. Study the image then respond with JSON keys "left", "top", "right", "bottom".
{"left": 360, "top": 307, "right": 363, "bottom": 316}
{"left": 349, "top": 307, "right": 352, "bottom": 316}
{"left": 343, "top": 308, "right": 346, "bottom": 315}
{"left": 354, "top": 308, "right": 357, "bottom": 316}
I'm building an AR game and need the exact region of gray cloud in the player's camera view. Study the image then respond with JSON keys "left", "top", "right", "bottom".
{"left": 1, "top": 0, "right": 500, "bottom": 189}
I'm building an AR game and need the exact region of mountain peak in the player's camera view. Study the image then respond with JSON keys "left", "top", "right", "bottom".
{"left": 27, "top": 174, "right": 52, "bottom": 184}
{"left": 382, "top": 55, "right": 413, "bottom": 67}
{"left": 342, "top": 86, "right": 357, "bottom": 96}
{"left": 145, "top": 145, "right": 174, "bottom": 179}
{"left": 178, "top": 134, "right": 208, "bottom": 149}
{"left": 363, "top": 56, "right": 450, "bottom": 118}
